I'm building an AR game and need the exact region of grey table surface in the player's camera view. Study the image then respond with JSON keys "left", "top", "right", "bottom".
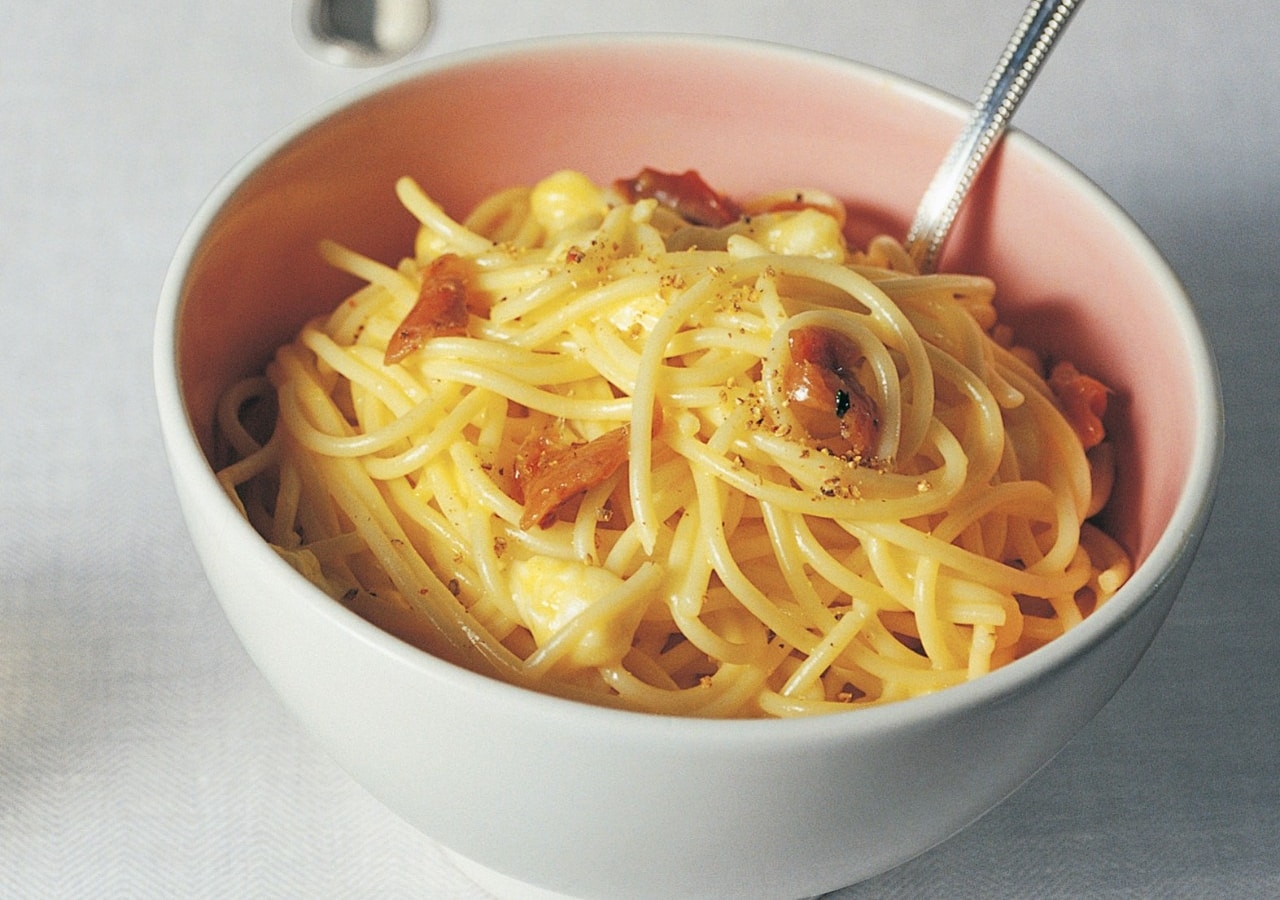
{"left": 3, "top": 2, "right": 1276, "bottom": 897}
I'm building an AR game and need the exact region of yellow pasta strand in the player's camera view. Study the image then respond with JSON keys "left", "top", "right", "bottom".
{"left": 214, "top": 171, "right": 1130, "bottom": 718}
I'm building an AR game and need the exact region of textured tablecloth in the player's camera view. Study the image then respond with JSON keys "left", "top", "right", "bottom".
{"left": 3, "top": 2, "right": 1277, "bottom": 896}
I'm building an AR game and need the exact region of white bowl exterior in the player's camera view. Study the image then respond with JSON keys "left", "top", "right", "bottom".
{"left": 155, "top": 443, "right": 1208, "bottom": 899}
{"left": 155, "top": 35, "right": 1222, "bottom": 899}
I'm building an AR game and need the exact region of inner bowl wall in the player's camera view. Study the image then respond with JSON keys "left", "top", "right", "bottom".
{"left": 177, "top": 36, "right": 1199, "bottom": 567}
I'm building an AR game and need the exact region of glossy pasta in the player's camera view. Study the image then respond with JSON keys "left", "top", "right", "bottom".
{"left": 215, "top": 170, "right": 1131, "bottom": 717}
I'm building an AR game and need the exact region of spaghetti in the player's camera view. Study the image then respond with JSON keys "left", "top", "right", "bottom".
{"left": 215, "top": 169, "right": 1131, "bottom": 717}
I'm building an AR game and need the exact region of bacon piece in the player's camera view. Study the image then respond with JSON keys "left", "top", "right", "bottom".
{"left": 1048, "top": 360, "right": 1110, "bottom": 450}
{"left": 515, "top": 425, "right": 632, "bottom": 529}
{"left": 614, "top": 168, "right": 743, "bottom": 227}
{"left": 384, "top": 253, "right": 470, "bottom": 365}
{"left": 783, "top": 325, "right": 880, "bottom": 461}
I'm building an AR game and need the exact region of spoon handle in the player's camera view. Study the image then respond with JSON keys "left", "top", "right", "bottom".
{"left": 906, "top": 0, "right": 1082, "bottom": 273}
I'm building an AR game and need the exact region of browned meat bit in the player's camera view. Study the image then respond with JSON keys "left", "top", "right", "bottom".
{"left": 515, "top": 425, "right": 632, "bottom": 529}
{"left": 783, "top": 325, "right": 880, "bottom": 461}
{"left": 614, "top": 167, "right": 743, "bottom": 227}
{"left": 384, "top": 253, "right": 470, "bottom": 365}
{"left": 1048, "top": 359, "right": 1110, "bottom": 450}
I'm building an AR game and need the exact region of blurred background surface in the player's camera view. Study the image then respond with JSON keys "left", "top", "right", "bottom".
{"left": 2, "top": 2, "right": 1276, "bottom": 896}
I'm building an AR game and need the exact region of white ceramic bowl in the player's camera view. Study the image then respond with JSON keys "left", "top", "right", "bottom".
{"left": 155, "top": 35, "right": 1222, "bottom": 900}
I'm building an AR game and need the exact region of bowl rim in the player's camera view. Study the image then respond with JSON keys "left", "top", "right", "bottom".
{"left": 155, "top": 31, "right": 1224, "bottom": 743}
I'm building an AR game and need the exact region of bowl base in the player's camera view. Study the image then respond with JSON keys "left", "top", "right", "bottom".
{"left": 444, "top": 848, "right": 584, "bottom": 900}
{"left": 444, "top": 847, "right": 824, "bottom": 900}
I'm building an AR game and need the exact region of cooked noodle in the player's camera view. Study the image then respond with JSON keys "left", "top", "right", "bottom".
{"left": 215, "top": 170, "right": 1130, "bottom": 717}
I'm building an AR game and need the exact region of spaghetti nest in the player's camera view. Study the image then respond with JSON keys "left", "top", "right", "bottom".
{"left": 215, "top": 169, "right": 1131, "bottom": 718}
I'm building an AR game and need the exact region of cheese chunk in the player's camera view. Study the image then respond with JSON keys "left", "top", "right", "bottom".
{"left": 508, "top": 555, "right": 629, "bottom": 668}
{"left": 756, "top": 208, "right": 846, "bottom": 261}
{"left": 530, "top": 170, "right": 606, "bottom": 237}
